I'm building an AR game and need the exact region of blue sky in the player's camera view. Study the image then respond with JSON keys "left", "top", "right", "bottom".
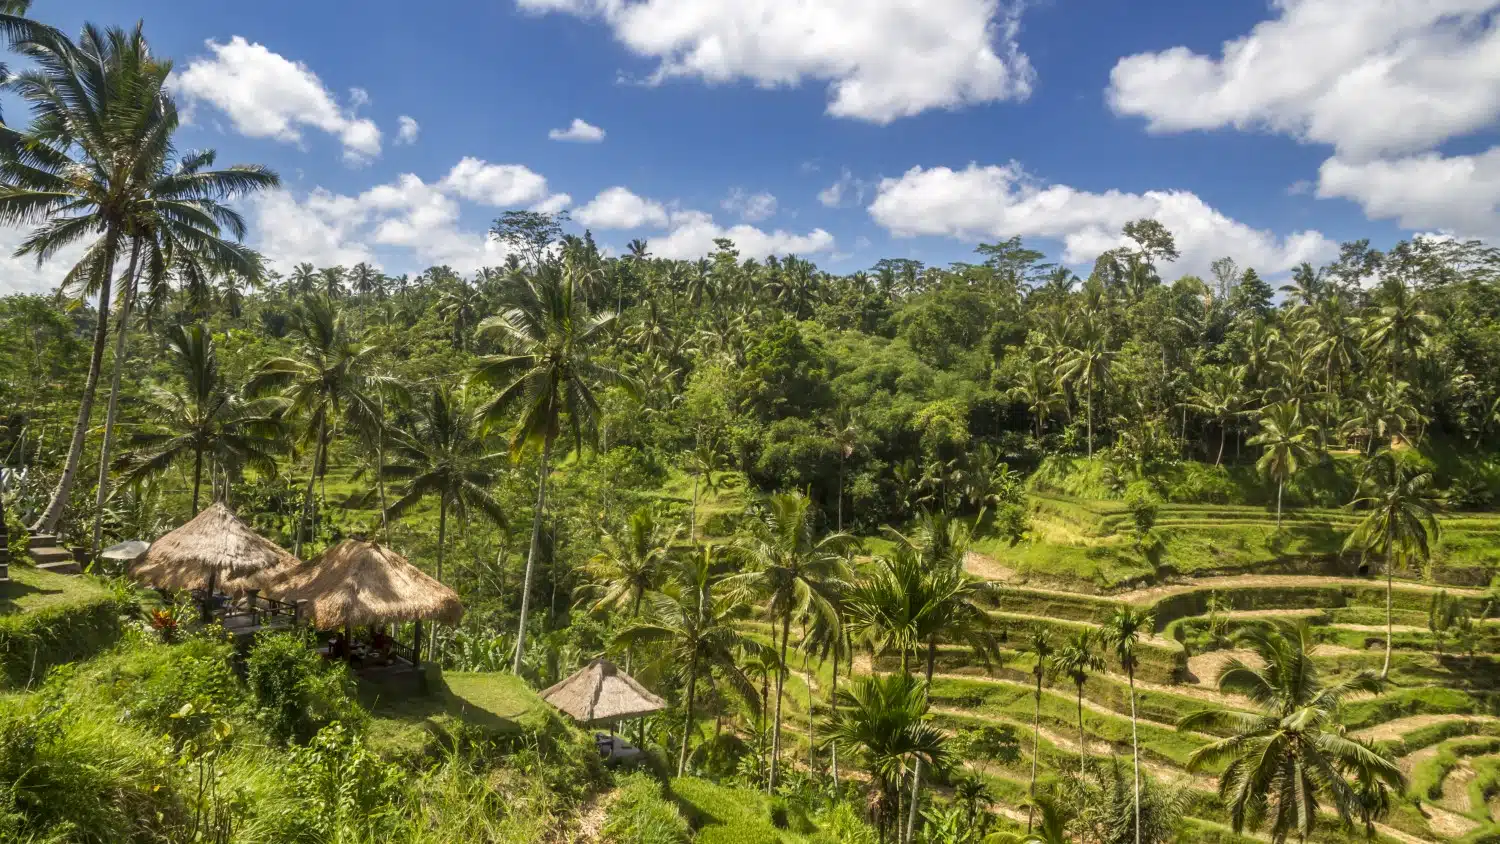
{"left": 5, "top": 0, "right": 1499, "bottom": 292}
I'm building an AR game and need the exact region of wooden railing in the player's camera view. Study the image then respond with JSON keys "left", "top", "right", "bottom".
{"left": 217, "top": 591, "right": 298, "bottom": 630}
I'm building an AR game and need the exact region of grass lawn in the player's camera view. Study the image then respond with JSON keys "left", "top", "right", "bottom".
{"left": 0, "top": 566, "right": 112, "bottom": 616}
{"left": 361, "top": 668, "right": 557, "bottom": 757}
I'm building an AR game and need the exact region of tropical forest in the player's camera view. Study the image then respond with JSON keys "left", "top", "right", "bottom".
{"left": 3, "top": 3, "right": 1500, "bottom": 844}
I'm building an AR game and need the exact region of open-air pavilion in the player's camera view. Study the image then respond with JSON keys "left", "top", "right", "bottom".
{"left": 542, "top": 658, "right": 666, "bottom": 763}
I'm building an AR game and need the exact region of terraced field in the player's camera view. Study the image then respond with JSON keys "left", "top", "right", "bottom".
{"left": 920, "top": 496, "right": 1500, "bottom": 843}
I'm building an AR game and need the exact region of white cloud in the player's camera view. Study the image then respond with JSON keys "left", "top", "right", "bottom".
{"left": 818, "top": 167, "right": 871, "bottom": 207}
{"left": 531, "top": 193, "right": 573, "bottom": 214}
{"left": 1107, "top": 0, "right": 1500, "bottom": 161}
{"left": 440, "top": 157, "right": 554, "bottom": 206}
{"left": 575, "top": 187, "right": 670, "bottom": 229}
{"left": 548, "top": 118, "right": 606, "bottom": 142}
{"left": 722, "top": 189, "right": 778, "bottom": 222}
{"left": 252, "top": 188, "right": 378, "bottom": 271}
{"left": 868, "top": 162, "right": 1336, "bottom": 278}
{"left": 396, "top": 116, "right": 420, "bottom": 145}
{"left": 516, "top": 0, "right": 1035, "bottom": 123}
{"left": 1317, "top": 148, "right": 1500, "bottom": 239}
{"left": 0, "top": 223, "right": 91, "bottom": 295}
{"left": 174, "top": 36, "right": 383, "bottom": 165}
{"left": 653, "top": 210, "right": 835, "bottom": 260}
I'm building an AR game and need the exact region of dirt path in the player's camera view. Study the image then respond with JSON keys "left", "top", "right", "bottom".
{"left": 1186, "top": 649, "right": 1265, "bottom": 687}
{"left": 1353, "top": 714, "right": 1498, "bottom": 744}
{"left": 1335, "top": 623, "right": 1428, "bottom": 634}
{"left": 930, "top": 671, "right": 1186, "bottom": 733}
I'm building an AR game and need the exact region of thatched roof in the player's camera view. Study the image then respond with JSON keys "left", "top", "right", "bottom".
{"left": 255, "top": 539, "right": 463, "bottom": 630}
{"left": 100, "top": 540, "right": 150, "bottom": 562}
{"left": 129, "top": 503, "right": 297, "bottom": 591}
{"left": 541, "top": 659, "right": 666, "bottom": 725}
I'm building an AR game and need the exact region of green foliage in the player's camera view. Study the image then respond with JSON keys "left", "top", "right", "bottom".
{"left": 245, "top": 631, "right": 361, "bottom": 745}
{"left": 0, "top": 575, "right": 122, "bottom": 689}
{"left": 605, "top": 772, "right": 692, "bottom": 844}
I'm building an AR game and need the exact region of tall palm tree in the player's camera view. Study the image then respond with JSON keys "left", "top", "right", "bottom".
{"left": 826, "top": 672, "right": 948, "bottom": 844}
{"left": 1101, "top": 605, "right": 1154, "bottom": 844}
{"left": 1179, "top": 623, "right": 1404, "bottom": 842}
{"left": 825, "top": 406, "right": 860, "bottom": 532}
{"left": 382, "top": 387, "right": 508, "bottom": 592}
{"left": 471, "top": 263, "right": 629, "bottom": 675}
{"left": 685, "top": 432, "right": 725, "bottom": 541}
{"left": 1182, "top": 366, "right": 1245, "bottom": 465}
{"left": 618, "top": 547, "right": 760, "bottom": 777}
{"left": 247, "top": 295, "right": 380, "bottom": 556}
{"left": 288, "top": 262, "right": 319, "bottom": 295}
{"left": 1053, "top": 629, "right": 1104, "bottom": 776}
{"left": 1055, "top": 312, "right": 1113, "bottom": 458}
{"left": 1343, "top": 452, "right": 1441, "bottom": 679}
{"left": 115, "top": 324, "right": 277, "bottom": 513}
{"left": 1026, "top": 627, "right": 1055, "bottom": 833}
{"left": 727, "top": 491, "right": 853, "bottom": 793}
{"left": 1362, "top": 280, "right": 1436, "bottom": 379}
{"left": 1, "top": 22, "right": 274, "bottom": 534}
{"left": 1248, "top": 401, "right": 1318, "bottom": 528}
{"left": 580, "top": 505, "right": 681, "bottom": 671}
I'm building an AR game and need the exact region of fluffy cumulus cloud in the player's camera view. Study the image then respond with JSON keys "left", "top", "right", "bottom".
{"left": 575, "top": 186, "right": 670, "bottom": 229}
{"left": 516, "top": 0, "right": 1034, "bottom": 123}
{"left": 1318, "top": 149, "right": 1500, "bottom": 239}
{"left": 395, "top": 116, "right": 420, "bottom": 145}
{"left": 721, "top": 189, "right": 778, "bottom": 222}
{"left": 174, "top": 37, "right": 383, "bottom": 165}
{"left": 0, "top": 223, "right": 91, "bottom": 295}
{"left": 869, "top": 163, "right": 1336, "bottom": 277}
{"left": 1106, "top": 0, "right": 1500, "bottom": 160}
{"left": 548, "top": 118, "right": 606, "bottom": 142}
{"left": 652, "top": 210, "right": 835, "bottom": 260}
{"left": 440, "top": 157, "right": 563, "bottom": 208}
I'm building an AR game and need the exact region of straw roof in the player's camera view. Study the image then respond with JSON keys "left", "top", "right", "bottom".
{"left": 129, "top": 503, "right": 297, "bottom": 591}
{"left": 255, "top": 539, "right": 463, "bottom": 630}
{"left": 541, "top": 659, "right": 666, "bottom": 725}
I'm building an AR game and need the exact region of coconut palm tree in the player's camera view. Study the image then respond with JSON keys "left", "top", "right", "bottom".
{"left": 1101, "top": 605, "right": 1154, "bottom": 844}
{"left": 1026, "top": 627, "right": 1054, "bottom": 833}
{"left": 471, "top": 263, "right": 630, "bottom": 675}
{"left": 1055, "top": 312, "right": 1113, "bottom": 458}
{"left": 1052, "top": 629, "right": 1104, "bottom": 776}
{"left": 381, "top": 386, "right": 508, "bottom": 592}
{"left": 617, "top": 546, "right": 760, "bottom": 777}
{"left": 727, "top": 491, "right": 853, "bottom": 793}
{"left": 1248, "top": 401, "right": 1318, "bottom": 528}
{"left": 826, "top": 672, "right": 948, "bottom": 844}
{"left": 2, "top": 22, "right": 275, "bottom": 534}
{"left": 1343, "top": 452, "right": 1441, "bottom": 679}
{"left": 825, "top": 405, "right": 860, "bottom": 531}
{"left": 684, "top": 432, "right": 725, "bottom": 541}
{"left": 1182, "top": 366, "right": 1245, "bottom": 465}
{"left": 246, "top": 295, "right": 381, "bottom": 556}
{"left": 115, "top": 324, "right": 278, "bottom": 514}
{"left": 580, "top": 505, "right": 681, "bottom": 671}
{"left": 1179, "top": 623, "right": 1404, "bottom": 842}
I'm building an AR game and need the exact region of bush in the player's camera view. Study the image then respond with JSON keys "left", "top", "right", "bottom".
{"left": 604, "top": 772, "right": 691, "bottom": 844}
{"left": 245, "top": 631, "right": 360, "bottom": 745}
{"left": 100, "top": 637, "right": 241, "bottom": 738}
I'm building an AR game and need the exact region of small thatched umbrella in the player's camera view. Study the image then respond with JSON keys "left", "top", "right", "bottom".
{"left": 129, "top": 503, "right": 296, "bottom": 594}
{"left": 542, "top": 659, "right": 666, "bottom": 726}
{"left": 255, "top": 539, "right": 463, "bottom": 665}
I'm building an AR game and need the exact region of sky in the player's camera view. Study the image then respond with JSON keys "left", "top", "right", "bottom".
{"left": 3, "top": 0, "right": 1499, "bottom": 294}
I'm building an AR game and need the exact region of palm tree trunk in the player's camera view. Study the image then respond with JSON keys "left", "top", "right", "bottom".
{"left": 1276, "top": 481, "right": 1284, "bottom": 529}
{"left": 691, "top": 472, "right": 699, "bottom": 542}
{"left": 678, "top": 655, "right": 698, "bottom": 777}
{"left": 1077, "top": 683, "right": 1087, "bottom": 776}
{"left": 191, "top": 447, "right": 204, "bottom": 514}
{"left": 906, "top": 636, "right": 937, "bottom": 844}
{"left": 90, "top": 238, "right": 143, "bottom": 556}
{"left": 294, "top": 417, "right": 326, "bottom": 558}
{"left": 32, "top": 232, "right": 120, "bottom": 534}
{"left": 769, "top": 613, "right": 791, "bottom": 794}
{"left": 513, "top": 437, "right": 553, "bottom": 675}
{"left": 836, "top": 457, "right": 844, "bottom": 533}
{"left": 1086, "top": 387, "right": 1094, "bottom": 459}
{"left": 1028, "top": 669, "right": 1042, "bottom": 832}
{"left": 1382, "top": 546, "right": 1394, "bottom": 680}
{"left": 829, "top": 650, "right": 840, "bottom": 788}
{"left": 377, "top": 390, "right": 391, "bottom": 545}
{"left": 1128, "top": 665, "right": 1141, "bottom": 844}
{"left": 1216, "top": 425, "right": 1226, "bottom": 466}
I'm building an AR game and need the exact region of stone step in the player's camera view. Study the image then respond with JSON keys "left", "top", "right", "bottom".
{"left": 36, "top": 560, "right": 81, "bottom": 576}
{"left": 29, "top": 547, "right": 74, "bottom": 565}
{"left": 27, "top": 534, "right": 58, "bottom": 550}
{"left": 0, "top": 563, "right": 8, "bottom": 583}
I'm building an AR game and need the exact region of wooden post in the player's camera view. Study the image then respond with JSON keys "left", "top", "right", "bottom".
{"left": 412, "top": 621, "right": 423, "bottom": 670}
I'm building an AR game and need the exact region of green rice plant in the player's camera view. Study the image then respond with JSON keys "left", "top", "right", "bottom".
{"left": 606, "top": 772, "right": 692, "bottom": 844}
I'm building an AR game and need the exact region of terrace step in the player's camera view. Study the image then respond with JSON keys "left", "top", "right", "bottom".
{"left": 0, "top": 562, "right": 8, "bottom": 583}
{"left": 26, "top": 536, "right": 80, "bottom": 575}
{"left": 36, "top": 560, "right": 82, "bottom": 576}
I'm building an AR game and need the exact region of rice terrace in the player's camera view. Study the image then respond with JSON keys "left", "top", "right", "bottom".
{"left": 2, "top": 0, "right": 1500, "bottom": 842}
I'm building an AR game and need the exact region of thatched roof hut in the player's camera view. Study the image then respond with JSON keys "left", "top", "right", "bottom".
{"left": 255, "top": 539, "right": 463, "bottom": 630}
{"left": 541, "top": 659, "right": 666, "bottom": 725}
{"left": 129, "top": 503, "right": 297, "bottom": 592}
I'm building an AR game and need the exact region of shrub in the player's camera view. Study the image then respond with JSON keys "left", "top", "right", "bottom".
{"left": 604, "top": 772, "right": 691, "bottom": 844}
{"left": 102, "top": 637, "right": 241, "bottom": 738}
{"left": 245, "top": 631, "right": 360, "bottom": 745}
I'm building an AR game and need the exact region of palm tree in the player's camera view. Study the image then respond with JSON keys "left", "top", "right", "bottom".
{"left": 2, "top": 23, "right": 275, "bottom": 534}
{"left": 727, "top": 491, "right": 853, "bottom": 793}
{"left": 825, "top": 406, "right": 860, "bottom": 532}
{"left": 382, "top": 387, "right": 508, "bottom": 594}
{"left": 987, "top": 792, "right": 1072, "bottom": 844}
{"left": 580, "top": 505, "right": 681, "bottom": 671}
{"left": 115, "top": 324, "right": 277, "bottom": 513}
{"left": 1182, "top": 367, "right": 1244, "bottom": 465}
{"left": 1055, "top": 312, "right": 1113, "bottom": 457}
{"left": 1052, "top": 629, "right": 1103, "bottom": 776}
{"left": 1010, "top": 358, "right": 1064, "bottom": 441}
{"left": 288, "top": 262, "right": 319, "bottom": 295}
{"left": 1248, "top": 401, "right": 1318, "bottom": 528}
{"left": 1344, "top": 452, "right": 1441, "bottom": 679}
{"left": 1179, "top": 623, "right": 1404, "bottom": 842}
{"left": 472, "top": 263, "right": 629, "bottom": 675}
{"left": 684, "top": 432, "right": 725, "bottom": 541}
{"left": 1026, "top": 627, "right": 1054, "bottom": 833}
{"left": 826, "top": 672, "right": 948, "bottom": 844}
{"left": 618, "top": 547, "right": 760, "bottom": 777}
{"left": 1362, "top": 280, "right": 1436, "bottom": 378}
{"left": 247, "top": 295, "right": 380, "bottom": 556}
{"left": 349, "top": 262, "right": 382, "bottom": 297}
{"left": 1101, "top": 605, "right": 1154, "bottom": 844}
